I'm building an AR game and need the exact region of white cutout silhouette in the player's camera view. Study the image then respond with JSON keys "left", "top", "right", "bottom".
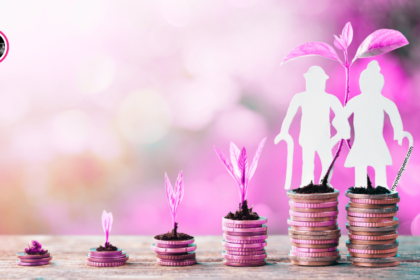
{"left": 275, "top": 66, "right": 347, "bottom": 189}
{"left": 339, "top": 60, "right": 412, "bottom": 188}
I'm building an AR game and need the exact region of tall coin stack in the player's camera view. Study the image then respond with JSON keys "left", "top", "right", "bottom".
{"left": 152, "top": 238, "right": 197, "bottom": 266}
{"left": 222, "top": 217, "right": 268, "bottom": 267}
{"left": 86, "top": 248, "right": 129, "bottom": 267}
{"left": 346, "top": 191, "right": 400, "bottom": 267}
{"left": 287, "top": 190, "right": 341, "bottom": 266}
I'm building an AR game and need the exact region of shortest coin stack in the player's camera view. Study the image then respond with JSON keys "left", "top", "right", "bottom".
{"left": 345, "top": 190, "right": 400, "bottom": 267}
{"left": 152, "top": 238, "right": 197, "bottom": 266}
{"left": 222, "top": 217, "right": 268, "bottom": 267}
{"left": 86, "top": 248, "right": 129, "bottom": 267}
{"left": 17, "top": 251, "right": 52, "bottom": 266}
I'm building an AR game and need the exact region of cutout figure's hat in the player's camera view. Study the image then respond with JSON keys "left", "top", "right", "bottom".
{"left": 304, "top": 66, "right": 329, "bottom": 80}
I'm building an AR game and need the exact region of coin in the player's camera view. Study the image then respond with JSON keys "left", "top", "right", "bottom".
{"left": 223, "top": 259, "right": 265, "bottom": 267}
{"left": 157, "top": 258, "right": 196, "bottom": 266}
{"left": 222, "top": 225, "right": 267, "bottom": 234}
{"left": 156, "top": 252, "right": 196, "bottom": 260}
{"left": 349, "top": 202, "right": 397, "bottom": 209}
{"left": 347, "top": 211, "right": 396, "bottom": 218}
{"left": 345, "top": 190, "right": 399, "bottom": 200}
{"left": 352, "top": 261, "right": 399, "bottom": 267}
{"left": 289, "top": 201, "right": 338, "bottom": 209}
{"left": 17, "top": 260, "right": 50, "bottom": 266}
{"left": 348, "top": 233, "right": 398, "bottom": 240}
{"left": 291, "top": 225, "right": 338, "bottom": 231}
{"left": 291, "top": 216, "right": 336, "bottom": 222}
{"left": 223, "top": 234, "right": 267, "bottom": 244}
{"left": 88, "top": 252, "right": 127, "bottom": 259}
{"left": 288, "top": 254, "right": 340, "bottom": 262}
{"left": 222, "top": 251, "right": 266, "bottom": 260}
{"left": 17, "top": 256, "right": 52, "bottom": 263}
{"left": 287, "top": 219, "right": 336, "bottom": 227}
{"left": 346, "top": 223, "right": 399, "bottom": 232}
{"left": 349, "top": 252, "right": 397, "bottom": 258}
{"left": 291, "top": 238, "right": 338, "bottom": 245}
{"left": 348, "top": 247, "right": 398, "bottom": 254}
{"left": 222, "top": 217, "right": 267, "bottom": 227}
{"left": 16, "top": 252, "right": 51, "bottom": 259}
{"left": 346, "top": 205, "right": 399, "bottom": 213}
{"left": 154, "top": 238, "right": 194, "bottom": 247}
{"left": 349, "top": 239, "right": 397, "bottom": 245}
{"left": 89, "top": 248, "right": 123, "bottom": 256}
{"left": 348, "top": 254, "right": 400, "bottom": 263}
{"left": 350, "top": 198, "right": 400, "bottom": 205}
{"left": 290, "top": 206, "right": 338, "bottom": 213}
{"left": 290, "top": 250, "right": 339, "bottom": 258}
{"left": 287, "top": 189, "right": 339, "bottom": 200}
{"left": 291, "top": 198, "right": 338, "bottom": 203}
{"left": 222, "top": 240, "right": 266, "bottom": 249}
{"left": 347, "top": 216, "right": 394, "bottom": 222}
{"left": 291, "top": 243, "right": 339, "bottom": 249}
{"left": 345, "top": 240, "right": 398, "bottom": 250}
{"left": 292, "top": 246, "right": 337, "bottom": 253}
{"left": 86, "top": 261, "right": 126, "bottom": 267}
{"left": 290, "top": 210, "right": 339, "bottom": 218}
{"left": 349, "top": 230, "right": 396, "bottom": 236}
{"left": 288, "top": 227, "right": 341, "bottom": 236}
{"left": 87, "top": 256, "right": 129, "bottom": 263}
{"left": 152, "top": 243, "right": 196, "bottom": 253}
{"left": 224, "top": 246, "right": 265, "bottom": 252}
{"left": 290, "top": 260, "right": 337, "bottom": 266}
{"left": 348, "top": 218, "right": 399, "bottom": 228}
{"left": 223, "top": 231, "right": 266, "bottom": 237}
{"left": 289, "top": 234, "right": 341, "bottom": 240}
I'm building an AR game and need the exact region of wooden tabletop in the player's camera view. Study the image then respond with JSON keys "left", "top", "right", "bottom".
{"left": 0, "top": 235, "right": 419, "bottom": 279}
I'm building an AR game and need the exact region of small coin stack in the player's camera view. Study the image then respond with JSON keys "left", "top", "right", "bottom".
{"left": 287, "top": 190, "right": 341, "bottom": 266}
{"left": 17, "top": 251, "right": 52, "bottom": 266}
{"left": 86, "top": 248, "right": 129, "bottom": 267}
{"left": 152, "top": 238, "right": 197, "bottom": 266}
{"left": 222, "top": 217, "right": 268, "bottom": 267}
{"left": 346, "top": 191, "right": 400, "bottom": 267}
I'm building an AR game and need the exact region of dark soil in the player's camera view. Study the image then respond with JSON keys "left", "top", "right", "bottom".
{"left": 348, "top": 175, "right": 391, "bottom": 194}
{"left": 25, "top": 248, "right": 48, "bottom": 255}
{"left": 292, "top": 180, "right": 334, "bottom": 194}
{"left": 96, "top": 242, "right": 118, "bottom": 251}
{"left": 155, "top": 223, "right": 194, "bottom": 241}
{"left": 225, "top": 200, "right": 259, "bottom": 220}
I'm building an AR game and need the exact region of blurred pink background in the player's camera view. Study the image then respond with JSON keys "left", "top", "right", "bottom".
{"left": 0, "top": 0, "right": 419, "bottom": 236}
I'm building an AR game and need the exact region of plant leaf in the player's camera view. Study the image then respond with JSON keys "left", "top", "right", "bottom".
{"left": 165, "top": 173, "right": 175, "bottom": 214}
{"left": 281, "top": 42, "right": 343, "bottom": 65}
{"left": 174, "top": 171, "right": 184, "bottom": 213}
{"left": 230, "top": 142, "right": 242, "bottom": 179}
{"left": 214, "top": 145, "right": 238, "bottom": 183}
{"left": 333, "top": 35, "right": 346, "bottom": 51}
{"left": 341, "top": 22, "right": 353, "bottom": 47}
{"left": 352, "top": 29, "right": 409, "bottom": 63}
{"left": 248, "top": 137, "right": 267, "bottom": 182}
{"left": 238, "top": 147, "right": 248, "bottom": 191}
{"left": 102, "top": 210, "right": 112, "bottom": 234}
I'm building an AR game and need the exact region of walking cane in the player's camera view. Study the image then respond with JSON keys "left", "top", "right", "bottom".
{"left": 391, "top": 132, "right": 414, "bottom": 192}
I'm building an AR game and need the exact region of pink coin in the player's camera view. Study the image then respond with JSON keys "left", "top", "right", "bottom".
{"left": 225, "top": 246, "right": 266, "bottom": 252}
{"left": 287, "top": 219, "right": 336, "bottom": 227}
{"left": 16, "top": 252, "right": 51, "bottom": 259}
{"left": 222, "top": 240, "right": 267, "bottom": 249}
{"left": 89, "top": 248, "right": 123, "bottom": 256}
{"left": 157, "top": 258, "right": 196, "bottom": 266}
{"left": 348, "top": 233, "right": 398, "bottom": 241}
{"left": 154, "top": 238, "right": 194, "bottom": 247}
{"left": 350, "top": 198, "right": 400, "bottom": 205}
{"left": 87, "top": 261, "right": 126, "bottom": 267}
{"left": 152, "top": 243, "right": 196, "bottom": 253}
{"left": 223, "top": 259, "right": 266, "bottom": 267}
{"left": 292, "top": 246, "right": 337, "bottom": 253}
{"left": 222, "top": 217, "right": 267, "bottom": 228}
{"left": 226, "top": 249, "right": 266, "bottom": 256}
{"left": 290, "top": 238, "right": 338, "bottom": 245}
{"left": 348, "top": 218, "right": 398, "bottom": 228}
{"left": 88, "top": 252, "right": 127, "bottom": 259}
{"left": 17, "top": 260, "right": 50, "bottom": 266}
{"left": 17, "top": 256, "right": 53, "bottom": 263}
{"left": 223, "top": 234, "right": 267, "bottom": 244}
{"left": 289, "top": 201, "right": 338, "bottom": 209}
{"left": 348, "top": 248, "right": 398, "bottom": 254}
{"left": 157, "top": 252, "right": 196, "bottom": 260}
{"left": 347, "top": 212, "right": 396, "bottom": 218}
{"left": 290, "top": 250, "right": 339, "bottom": 258}
{"left": 223, "top": 251, "right": 266, "bottom": 261}
{"left": 86, "top": 255, "right": 129, "bottom": 263}
{"left": 289, "top": 210, "right": 338, "bottom": 218}
{"left": 223, "top": 231, "right": 265, "bottom": 237}
{"left": 222, "top": 225, "right": 267, "bottom": 233}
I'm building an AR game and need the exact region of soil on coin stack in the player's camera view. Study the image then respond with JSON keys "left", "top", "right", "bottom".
{"left": 225, "top": 200, "right": 259, "bottom": 220}
{"left": 25, "top": 248, "right": 48, "bottom": 255}
{"left": 96, "top": 242, "right": 118, "bottom": 251}
{"left": 292, "top": 180, "right": 334, "bottom": 194}
{"left": 348, "top": 175, "right": 391, "bottom": 195}
{"left": 155, "top": 223, "right": 194, "bottom": 241}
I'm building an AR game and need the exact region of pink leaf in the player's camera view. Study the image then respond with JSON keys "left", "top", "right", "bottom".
{"left": 238, "top": 147, "right": 248, "bottom": 202}
{"left": 341, "top": 22, "right": 353, "bottom": 47}
{"left": 230, "top": 142, "right": 242, "bottom": 179}
{"left": 174, "top": 171, "right": 184, "bottom": 212}
{"left": 214, "top": 145, "right": 237, "bottom": 182}
{"left": 165, "top": 171, "right": 184, "bottom": 226}
{"left": 281, "top": 42, "right": 343, "bottom": 65}
{"left": 248, "top": 137, "right": 267, "bottom": 182}
{"left": 333, "top": 35, "right": 346, "bottom": 51}
{"left": 102, "top": 210, "right": 113, "bottom": 244}
{"left": 165, "top": 173, "right": 175, "bottom": 212}
{"left": 352, "top": 29, "right": 409, "bottom": 63}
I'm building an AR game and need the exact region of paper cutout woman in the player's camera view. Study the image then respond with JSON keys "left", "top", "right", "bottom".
{"left": 275, "top": 66, "right": 346, "bottom": 189}
{"left": 341, "top": 60, "right": 410, "bottom": 188}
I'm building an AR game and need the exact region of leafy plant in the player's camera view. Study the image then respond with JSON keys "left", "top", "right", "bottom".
{"left": 165, "top": 171, "right": 184, "bottom": 230}
{"left": 214, "top": 138, "right": 267, "bottom": 205}
{"left": 102, "top": 210, "right": 113, "bottom": 246}
{"left": 25, "top": 240, "right": 47, "bottom": 255}
{"left": 281, "top": 22, "right": 409, "bottom": 183}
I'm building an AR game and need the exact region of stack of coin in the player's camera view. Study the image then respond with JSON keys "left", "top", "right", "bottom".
{"left": 86, "top": 248, "right": 129, "bottom": 267}
{"left": 222, "top": 217, "right": 268, "bottom": 267}
{"left": 17, "top": 251, "right": 52, "bottom": 266}
{"left": 287, "top": 190, "right": 341, "bottom": 266}
{"left": 152, "top": 238, "right": 197, "bottom": 266}
{"left": 345, "top": 190, "right": 400, "bottom": 267}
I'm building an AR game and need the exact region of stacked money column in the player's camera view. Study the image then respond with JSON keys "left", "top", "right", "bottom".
{"left": 346, "top": 191, "right": 400, "bottom": 267}
{"left": 152, "top": 239, "right": 197, "bottom": 266}
{"left": 287, "top": 190, "right": 341, "bottom": 266}
{"left": 222, "top": 217, "right": 268, "bottom": 267}
{"left": 86, "top": 248, "right": 129, "bottom": 267}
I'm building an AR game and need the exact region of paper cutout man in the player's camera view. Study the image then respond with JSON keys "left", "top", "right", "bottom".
{"left": 275, "top": 66, "right": 346, "bottom": 189}
{"left": 340, "top": 60, "right": 411, "bottom": 188}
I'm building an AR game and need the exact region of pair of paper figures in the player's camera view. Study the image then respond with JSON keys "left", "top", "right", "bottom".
{"left": 275, "top": 60, "right": 413, "bottom": 190}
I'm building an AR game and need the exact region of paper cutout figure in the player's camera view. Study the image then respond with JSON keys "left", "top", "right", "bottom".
{"left": 339, "top": 61, "right": 413, "bottom": 188}
{"left": 275, "top": 66, "right": 347, "bottom": 189}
